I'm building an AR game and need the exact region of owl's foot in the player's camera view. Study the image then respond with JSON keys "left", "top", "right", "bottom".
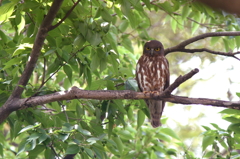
{"left": 151, "top": 91, "right": 160, "bottom": 95}
{"left": 143, "top": 91, "right": 160, "bottom": 97}
{"left": 143, "top": 91, "right": 148, "bottom": 94}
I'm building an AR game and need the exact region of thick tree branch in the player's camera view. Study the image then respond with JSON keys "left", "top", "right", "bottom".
{"left": 11, "top": 0, "right": 64, "bottom": 99}
{"left": 1, "top": 68, "right": 239, "bottom": 124}
{"left": 165, "top": 31, "right": 240, "bottom": 59}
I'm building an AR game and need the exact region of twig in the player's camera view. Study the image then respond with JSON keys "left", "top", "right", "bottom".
{"left": 161, "top": 68, "right": 199, "bottom": 96}
{"left": 165, "top": 31, "right": 240, "bottom": 60}
{"left": 49, "top": 0, "right": 81, "bottom": 31}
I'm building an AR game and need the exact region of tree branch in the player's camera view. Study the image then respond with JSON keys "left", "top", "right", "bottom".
{"left": 49, "top": 0, "right": 81, "bottom": 31}
{"left": 1, "top": 68, "right": 239, "bottom": 124}
{"left": 0, "top": 0, "right": 64, "bottom": 124}
{"left": 11, "top": 0, "right": 64, "bottom": 99}
{"left": 165, "top": 31, "right": 240, "bottom": 59}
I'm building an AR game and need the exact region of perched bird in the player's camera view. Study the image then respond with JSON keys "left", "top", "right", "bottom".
{"left": 136, "top": 40, "right": 170, "bottom": 127}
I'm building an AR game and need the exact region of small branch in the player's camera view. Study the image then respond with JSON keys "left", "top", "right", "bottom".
{"left": 165, "top": 31, "right": 240, "bottom": 58}
{"left": 169, "top": 48, "right": 240, "bottom": 61}
{"left": 49, "top": 0, "right": 81, "bottom": 31}
{"left": 161, "top": 68, "right": 199, "bottom": 96}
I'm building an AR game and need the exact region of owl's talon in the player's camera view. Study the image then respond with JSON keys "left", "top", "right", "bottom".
{"left": 152, "top": 91, "right": 160, "bottom": 95}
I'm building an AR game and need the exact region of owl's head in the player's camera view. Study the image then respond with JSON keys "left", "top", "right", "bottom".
{"left": 143, "top": 40, "right": 164, "bottom": 56}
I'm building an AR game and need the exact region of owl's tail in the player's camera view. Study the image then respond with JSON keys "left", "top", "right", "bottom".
{"left": 147, "top": 100, "right": 164, "bottom": 128}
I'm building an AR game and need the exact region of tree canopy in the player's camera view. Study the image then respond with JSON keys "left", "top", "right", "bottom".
{"left": 0, "top": 0, "right": 240, "bottom": 158}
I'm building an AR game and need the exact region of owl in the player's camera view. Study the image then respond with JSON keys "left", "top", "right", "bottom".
{"left": 136, "top": 40, "right": 170, "bottom": 127}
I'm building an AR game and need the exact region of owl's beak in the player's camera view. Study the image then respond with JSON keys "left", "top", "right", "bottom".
{"left": 150, "top": 48, "right": 154, "bottom": 56}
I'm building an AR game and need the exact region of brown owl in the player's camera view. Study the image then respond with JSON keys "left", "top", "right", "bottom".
{"left": 136, "top": 40, "right": 170, "bottom": 127}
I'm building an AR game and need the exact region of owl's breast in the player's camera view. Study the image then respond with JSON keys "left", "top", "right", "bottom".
{"left": 136, "top": 55, "right": 169, "bottom": 92}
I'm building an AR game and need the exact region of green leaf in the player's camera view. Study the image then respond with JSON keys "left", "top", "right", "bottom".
{"left": 137, "top": 110, "right": 145, "bottom": 129}
{"left": 86, "top": 30, "right": 102, "bottom": 46}
{"left": 109, "top": 51, "right": 119, "bottom": 75}
{"left": 129, "top": 0, "right": 143, "bottom": 11}
{"left": 73, "top": 34, "right": 86, "bottom": 49}
{"left": 203, "top": 151, "right": 215, "bottom": 158}
{"left": 66, "top": 144, "right": 80, "bottom": 154}
{"left": 158, "top": 1, "right": 174, "bottom": 13}
{"left": 161, "top": 127, "right": 180, "bottom": 140}
{"left": 87, "top": 137, "right": 99, "bottom": 145}
{"left": 181, "top": 5, "right": 189, "bottom": 20}
{"left": 19, "top": 125, "right": 35, "bottom": 134}
{"left": 210, "top": 123, "right": 224, "bottom": 131}
{"left": 17, "top": 14, "right": 25, "bottom": 34}
{"left": 38, "top": 132, "right": 48, "bottom": 144}
{"left": 112, "top": 136, "right": 124, "bottom": 153}
{"left": 228, "top": 123, "right": 240, "bottom": 133}
{"left": 77, "top": 126, "right": 91, "bottom": 136}
{"left": 235, "top": 37, "right": 240, "bottom": 49}
{"left": 0, "top": 30, "right": 7, "bottom": 42}
{"left": 119, "top": 20, "right": 129, "bottom": 32}
{"left": 3, "top": 57, "right": 21, "bottom": 70}
{"left": 202, "top": 125, "right": 211, "bottom": 131}
{"left": 28, "top": 145, "right": 45, "bottom": 159}
{"left": 211, "top": 37, "right": 220, "bottom": 45}
{"left": 236, "top": 92, "right": 240, "bottom": 97}
{"left": 27, "top": 132, "right": 40, "bottom": 141}
{"left": 223, "top": 38, "right": 230, "bottom": 52}
{"left": 84, "top": 148, "right": 94, "bottom": 158}
{"left": 231, "top": 154, "right": 240, "bottom": 159}
{"left": 0, "top": 144, "right": 2, "bottom": 157}
{"left": 62, "top": 123, "right": 74, "bottom": 132}
{"left": 17, "top": 138, "right": 28, "bottom": 155}
{"left": 202, "top": 136, "right": 215, "bottom": 151}
{"left": 121, "top": 36, "right": 133, "bottom": 52}
{"left": 171, "top": 19, "right": 177, "bottom": 33}
{"left": 90, "top": 53, "right": 100, "bottom": 71}
{"left": 119, "top": 130, "right": 133, "bottom": 140}
{"left": 44, "top": 148, "right": 55, "bottom": 159}
{"left": 101, "top": 8, "right": 113, "bottom": 22}
{"left": 155, "top": 133, "right": 171, "bottom": 142}
{"left": 125, "top": 78, "right": 138, "bottom": 91}
{"left": 57, "top": 133, "right": 69, "bottom": 141}
{"left": 108, "top": 116, "right": 114, "bottom": 137}
{"left": 127, "top": 106, "right": 134, "bottom": 121}
{"left": 121, "top": 1, "right": 136, "bottom": 28}
{"left": 46, "top": 58, "right": 61, "bottom": 75}
{"left": 63, "top": 65, "right": 72, "bottom": 83}
{"left": 219, "top": 109, "right": 240, "bottom": 115}
{"left": 0, "top": 2, "right": 15, "bottom": 23}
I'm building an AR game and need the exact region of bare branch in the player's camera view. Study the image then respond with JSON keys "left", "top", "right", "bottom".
{"left": 1, "top": 68, "right": 239, "bottom": 124}
{"left": 20, "top": 85, "right": 240, "bottom": 111}
{"left": 165, "top": 31, "right": 240, "bottom": 59}
{"left": 161, "top": 68, "right": 199, "bottom": 96}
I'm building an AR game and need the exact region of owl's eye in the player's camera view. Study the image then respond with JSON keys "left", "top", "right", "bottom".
{"left": 146, "top": 47, "right": 150, "bottom": 50}
{"left": 154, "top": 48, "right": 160, "bottom": 51}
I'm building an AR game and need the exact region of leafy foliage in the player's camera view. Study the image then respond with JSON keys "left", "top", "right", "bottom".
{"left": 0, "top": 0, "right": 240, "bottom": 158}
